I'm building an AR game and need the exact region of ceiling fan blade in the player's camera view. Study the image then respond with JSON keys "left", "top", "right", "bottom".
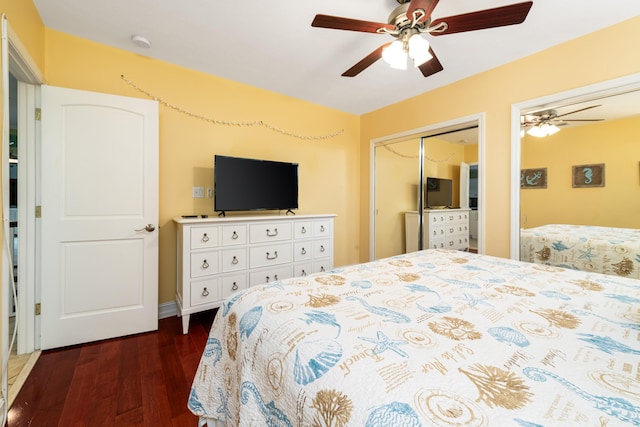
{"left": 430, "top": 1, "right": 533, "bottom": 36}
{"left": 554, "top": 105, "right": 601, "bottom": 118}
{"left": 407, "top": 0, "right": 439, "bottom": 23}
{"left": 342, "top": 43, "right": 390, "bottom": 77}
{"left": 557, "top": 119, "right": 605, "bottom": 122}
{"left": 418, "top": 47, "right": 444, "bottom": 77}
{"left": 312, "top": 14, "right": 394, "bottom": 33}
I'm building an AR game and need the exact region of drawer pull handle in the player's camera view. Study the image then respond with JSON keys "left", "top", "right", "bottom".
{"left": 301, "top": 226, "right": 307, "bottom": 234}
{"left": 202, "top": 260, "right": 209, "bottom": 269}
{"left": 320, "top": 225, "right": 325, "bottom": 232}
{"left": 266, "top": 228, "right": 278, "bottom": 237}
{"left": 231, "top": 256, "right": 239, "bottom": 265}
{"left": 266, "top": 251, "right": 278, "bottom": 260}
{"left": 274, "top": 274, "right": 279, "bottom": 280}
{"left": 232, "top": 231, "right": 238, "bottom": 240}
{"left": 202, "top": 287, "right": 210, "bottom": 297}
{"left": 320, "top": 266, "right": 325, "bottom": 272}
{"left": 301, "top": 270, "right": 307, "bottom": 276}
{"left": 232, "top": 282, "right": 238, "bottom": 291}
{"left": 319, "top": 245, "right": 325, "bottom": 253}
{"left": 201, "top": 233, "right": 209, "bottom": 243}
{"left": 301, "top": 248, "right": 307, "bottom": 255}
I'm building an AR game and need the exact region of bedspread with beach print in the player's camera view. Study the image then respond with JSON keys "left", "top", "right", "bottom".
{"left": 189, "top": 249, "right": 640, "bottom": 426}
{"left": 520, "top": 224, "right": 640, "bottom": 279}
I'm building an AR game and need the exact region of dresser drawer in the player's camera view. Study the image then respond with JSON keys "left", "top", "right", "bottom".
{"left": 249, "top": 265, "right": 292, "bottom": 286}
{"left": 190, "top": 251, "right": 219, "bottom": 278}
{"left": 429, "top": 226, "right": 446, "bottom": 239}
{"left": 249, "top": 243, "right": 292, "bottom": 268}
{"left": 294, "top": 262, "right": 313, "bottom": 277}
{"left": 220, "top": 274, "right": 247, "bottom": 299}
{"left": 314, "top": 239, "right": 331, "bottom": 258}
{"left": 313, "top": 260, "right": 332, "bottom": 274}
{"left": 190, "top": 278, "right": 219, "bottom": 307}
{"left": 314, "top": 220, "right": 332, "bottom": 237}
{"left": 293, "top": 241, "right": 313, "bottom": 262}
{"left": 294, "top": 221, "right": 313, "bottom": 239}
{"left": 221, "top": 224, "right": 247, "bottom": 246}
{"left": 428, "top": 212, "right": 447, "bottom": 226}
{"left": 428, "top": 239, "right": 446, "bottom": 250}
{"left": 249, "top": 222, "right": 292, "bottom": 243}
{"left": 221, "top": 248, "right": 247, "bottom": 273}
{"left": 191, "top": 226, "right": 219, "bottom": 249}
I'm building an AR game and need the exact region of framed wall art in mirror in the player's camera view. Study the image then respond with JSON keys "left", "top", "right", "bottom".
{"left": 521, "top": 168, "right": 547, "bottom": 189}
{"left": 572, "top": 163, "right": 604, "bottom": 187}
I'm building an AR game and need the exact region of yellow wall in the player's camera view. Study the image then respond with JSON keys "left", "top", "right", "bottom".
{"left": 42, "top": 30, "right": 361, "bottom": 304}
{"left": 360, "top": 16, "right": 640, "bottom": 260}
{"left": 521, "top": 115, "right": 640, "bottom": 228}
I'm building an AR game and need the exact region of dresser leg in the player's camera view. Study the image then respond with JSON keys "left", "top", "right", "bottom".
{"left": 182, "top": 314, "right": 190, "bottom": 334}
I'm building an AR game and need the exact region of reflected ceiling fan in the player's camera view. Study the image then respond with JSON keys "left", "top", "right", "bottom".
{"left": 521, "top": 105, "right": 604, "bottom": 137}
{"left": 311, "top": 0, "right": 533, "bottom": 77}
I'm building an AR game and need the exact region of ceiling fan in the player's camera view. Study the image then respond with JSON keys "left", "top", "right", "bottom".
{"left": 311, "top": 0, "right": 534, "bottom": 77}
{"left": 521, "top": 105, "right": 604, "bottom": 137}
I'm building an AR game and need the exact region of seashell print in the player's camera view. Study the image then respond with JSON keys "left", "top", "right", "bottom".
{"left": 395, "top": 272, "right": 421, "bottom": 282}
{"left": 452, "top": 257, "right": 468, "bottom": 264}
{"left": 239, "top": 306, "right": 263, "bottom": 340}
{"left": 306, "top": 293, "right": 341, "bottom": 308}
{"left": 535, "top": 246, "right": 550, "bottom": 261}
{"left": 488, "top": 327, "right": 530, "bottom": 347}
{"left": 187, "top": 387, "right": 207, "bottom": 415}
{"left": 428, "top": 317, "right": 482, "bottom": 341}
{"left": 315, "top": 275, "right": 347, "bottom": 286}
{"left": 612, "top": 257, "right": 633, "bottom": 276}
{"left": 203, "top": 337, "right": 223, "bottom": 365}
{"left": 351, "top": 280, "right": 373, "bottom": 289}
{"left": 365, "top": 402, "right": 421, "bottom": 427}
{"left": 293, "top": 339, "right": 343, "bottom": 385}
{"left": 311, "top": 389, "right": 353, "bottom": 427}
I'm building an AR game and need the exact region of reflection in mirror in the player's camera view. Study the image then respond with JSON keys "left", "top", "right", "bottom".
{"left": 373, "top": 124, "right": 480, "bottom": 260}
{"left": 517, "top": 86, "right": 640, "bottom": 279}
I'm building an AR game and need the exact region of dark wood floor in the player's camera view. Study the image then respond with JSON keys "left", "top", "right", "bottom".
{"left": 8, "top": 310, "right": 217, "bottom": 427}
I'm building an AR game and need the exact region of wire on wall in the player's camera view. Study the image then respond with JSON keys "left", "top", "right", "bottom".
{"left": 120, "top": 75, "right": 344, "bottom": 141}
{"left": 383, "top": 145, "right": 455, "bottom": 163}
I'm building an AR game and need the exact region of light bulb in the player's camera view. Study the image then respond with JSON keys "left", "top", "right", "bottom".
{"left": 382, "top": 40, "right": 408, "bottom": 70}
{"left": 408, "top": 34, "right": 432, "bottom": 67}
{"left": 526, "top": 123, "right": 560, "bottom": 137}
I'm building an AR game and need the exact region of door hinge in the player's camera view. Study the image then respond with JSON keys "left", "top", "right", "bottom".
{"left": 35, "top": 303, "right": 41, "bottom": 316}
{"left": 35, "top": 108, "right": 41, "bottom": 121}
{"left": 35, "top": 206, "right": 42, "bottom": 218}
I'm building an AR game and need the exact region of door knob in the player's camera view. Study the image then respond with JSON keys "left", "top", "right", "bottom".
{"left": 135, "top": 224, "right": 156, "bottom": 232}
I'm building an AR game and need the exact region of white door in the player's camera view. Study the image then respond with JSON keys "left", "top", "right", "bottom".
{"left": 459, "top": 162, "right": 470, "bottom": 209}
{"left": 40, "top": 85, "right": 159, "bottom": 350}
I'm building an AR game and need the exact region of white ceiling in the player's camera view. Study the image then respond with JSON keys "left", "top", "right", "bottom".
{"left": 33, "top": 0, "right": 640, "bottom": 115}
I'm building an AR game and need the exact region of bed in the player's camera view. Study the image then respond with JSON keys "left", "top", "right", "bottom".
{"left": 188, "top": 249, "right": 640, "bottom": 426}
{"left": 520, "top": 224, "right": 640, "bottom": 279}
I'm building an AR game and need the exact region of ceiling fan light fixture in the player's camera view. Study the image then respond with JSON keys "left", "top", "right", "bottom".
{"left": 526, "top": 123, "right": 560, "bottom": 138}
{"left": 382, "top": 40, "right": 407, "bottom": 70}
{"left": 408, "top": 34, "right": 432, "bottom": 67}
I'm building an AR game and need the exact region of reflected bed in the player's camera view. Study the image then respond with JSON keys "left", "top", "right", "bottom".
{"left": 188, "top": 249, "right": 640, "bottom": 426}
{"left": 521, "top": 224, "right": 640, "bottom": 279}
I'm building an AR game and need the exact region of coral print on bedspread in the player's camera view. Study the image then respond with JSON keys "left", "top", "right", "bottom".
{"left": 188, "top": 249, "right": 640, "bottom": 426}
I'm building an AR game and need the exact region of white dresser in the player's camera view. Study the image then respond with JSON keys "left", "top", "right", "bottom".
{"left": 174, "top": 214, "right": 335, "bottom": 333}
{"left": 405, "top": 209, "right": 470, "bottom": 252}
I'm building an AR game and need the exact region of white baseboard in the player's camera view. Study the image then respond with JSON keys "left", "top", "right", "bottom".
{"left": 158, "top": 301, "right": 178, "bottom": 319}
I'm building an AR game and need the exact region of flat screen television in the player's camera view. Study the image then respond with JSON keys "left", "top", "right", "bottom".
{"left": 425, "top": 177, "right": 453, "bottom": 208}
{"left": 214, "top": 155, "right": 298, "bottom": 214}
